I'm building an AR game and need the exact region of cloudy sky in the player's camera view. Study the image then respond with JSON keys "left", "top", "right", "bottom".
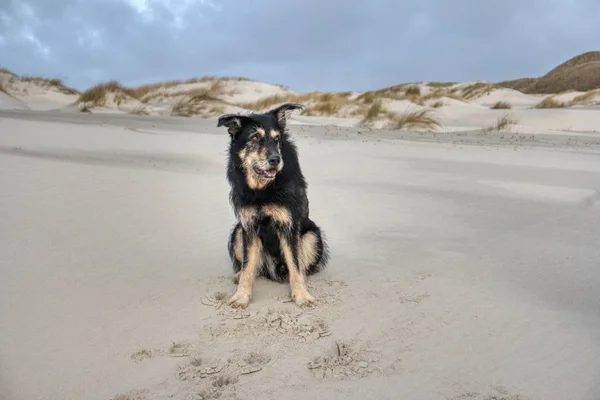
{"left": 1, "top": 0, "right": 599, "bottom": 92}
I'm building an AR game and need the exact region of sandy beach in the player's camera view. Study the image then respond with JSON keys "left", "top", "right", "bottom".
{"left": 1, "top": 105, "right": 600, "bottom": 400}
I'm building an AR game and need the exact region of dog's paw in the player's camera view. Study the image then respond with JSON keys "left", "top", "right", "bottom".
{"left": 228, "top": 291, "right": 251, "bottom": 309}
{"left": 292, "top": 290, "right": 316, "bottom": 308}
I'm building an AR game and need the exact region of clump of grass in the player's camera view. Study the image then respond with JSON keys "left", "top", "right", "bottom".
{"left": 19, "top": 76, "right": 79, "bottom": 95}
{"left": 77, "top": 81, "right": 134, "bottom": 106}
{"left": 241, "top": 91, "right": 351, "bottom": 115}
{"left": 497, "top": 77, "right": 538, "bottom": 92}
{"left": 131, "top": 76, "right": 253, "bottom": 102}
{"left": 459, "top": 82, "right": 498, "bottom": 99}
{"left": 127, "top": 80, "right": 183, "bottom": 100}
{"left": 485, "top": 113, "right": 519, "bottom": 132}
{"left": 171, "top": 91, "right": 226, "bottom": 117}
{"left": 491, "top": 101, "right": 512, "bottom": 109}
{"left": 405, "top": 85, "right": 421, "bottom": 96}
{"left": 357, "top": 84, "right": 465, "bottom": 107}
{"left": 391, "top": 109, "right": 440, "bottom": 130}
{"left": 0, "top": 83, "right": 8, "bottom": 95}
{"left": 303, "top": 93, "right": 354, "bottom": 116}
{"left": 303, "top": 101, "right": 340, "bottom": 116}
{"left": 361, "top": 101, "right": 384, "bottom": 123}
{"left": 572, "top": 89, "right": 600, "bottom": 104}
{"left": 427, "top": 81, "right": 456, "bottom": 88}
{"left": 534, "top": 96, "right": 569, "bottom": 109}
{"left": 355, "top": 91, "right": 379, "bottom": 104}
{"left": 496, "top": 114, "right": 519, "bottom": 130}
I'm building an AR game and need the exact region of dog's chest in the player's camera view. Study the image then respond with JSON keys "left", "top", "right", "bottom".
{"left": 237, "top": 204, "right": 292, "bottom": 231}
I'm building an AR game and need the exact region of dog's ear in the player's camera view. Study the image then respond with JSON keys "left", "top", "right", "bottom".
{"left": 217, "top": 114, "right": 249, "bottom": 138}
{"left": 269, "top": 103, "right": 304, "bottom": 130}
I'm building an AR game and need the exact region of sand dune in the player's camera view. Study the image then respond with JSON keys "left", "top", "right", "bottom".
{"left": 3, "top": 61, "right": 600, "bottom": 135}
{"left": 0, "top": 92, "right": 30, "bottom": 111}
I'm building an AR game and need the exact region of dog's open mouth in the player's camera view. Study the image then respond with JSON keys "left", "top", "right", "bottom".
{"left": 253, "top": 166, "right": 278, "bottom": 179}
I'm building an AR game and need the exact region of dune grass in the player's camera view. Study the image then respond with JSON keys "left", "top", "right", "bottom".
{"left": 391, "top": 109, "right": 440, "bottom": 130}
{"left": 171, "top": 90, "right": 228, "bottom": 117}
{"left": 0, "top": 83, "right": 8, "bottom": 95}
{"left": 129, "top": 76, "right": 251, "bottom": 101}
{"left": 356, "top": 84, "right": 463, "bottom": 107}
{"left": 427, "top": 81, "right": 456, "bottom": 88}
{"left": 405, "top": 85, "right": 421, "bottom": 96}
{"left": 572, "top": 89, "right": 600, "bottom": 104}
{"left": 458, "top": 82, "right": 498, "bottom": 99}
{"left": 534, "top": 96, "right": 569, "bottom": 109}
{"left": 497, "top": 77, "right": 537, "bottom": 92}
{"left": 491, "top": 101, "right": 512, "bottom": 109}
{"left": 360, "top": 101, "right": 385, "bottom": 123}
{"left": 496, "top": 114, "right": 519, "bottom": 130}
{"left": 484, "top": 113, "right": 519, "bottom": 133}
{"left": 241, "top": 92, "right": 352, "bottom": 115}
{"left": 19, "top": 76, "right": 79, "bottom": 95}
{"left": 77, "top": 81, "right": 133, "bottom": 106}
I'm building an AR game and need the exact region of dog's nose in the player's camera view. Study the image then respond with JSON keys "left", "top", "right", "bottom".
{"left": 268, "top": 155, "right": 281, "bottom": 166}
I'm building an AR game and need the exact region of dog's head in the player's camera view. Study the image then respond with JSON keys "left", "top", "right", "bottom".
{"left": 218, "top": 103, "right": 303, "bottom": 189}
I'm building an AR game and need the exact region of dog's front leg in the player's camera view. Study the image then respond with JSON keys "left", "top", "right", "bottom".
{"left": 278, "top": 231, "right": 315, "bottom": 307}
{"left": 229, "top": 230, "right": 262, "bottom": 309}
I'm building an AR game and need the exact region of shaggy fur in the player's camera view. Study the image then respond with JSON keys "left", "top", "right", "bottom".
{"left": 217, "top": 103, "right": 329, "bottom": 308}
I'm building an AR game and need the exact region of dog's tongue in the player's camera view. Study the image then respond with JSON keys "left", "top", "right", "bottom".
{"left": 264, "top": 169, "right": 277, "bottom": 178}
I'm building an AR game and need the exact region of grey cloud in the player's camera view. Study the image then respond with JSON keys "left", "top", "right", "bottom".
{"left": 1, "top": 0, "right": 599, "bottom": 92}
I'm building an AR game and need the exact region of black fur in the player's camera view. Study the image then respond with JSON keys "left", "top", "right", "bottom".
{"left": 219, "top": 103, "right": 329, "bottom": 283}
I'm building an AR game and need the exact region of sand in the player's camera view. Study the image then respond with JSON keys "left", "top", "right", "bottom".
{"left": 0, "top": 92, "right": 30, "bottom": 111}
{"left": 1, "top": 107, "right": 600, "bottom": 400}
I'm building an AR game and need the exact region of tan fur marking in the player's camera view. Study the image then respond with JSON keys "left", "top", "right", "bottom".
{"left": 270, "top": 129, "right": 280, "bottom": 139}
{"left": 229, "top": 236, "right": 262, "bottom": 308}
{"left": 245, "top": 172, "right": 271, "bottom": 190}
{"left": 232, "top": 226, "right": 243, "bottom": 261}
{"left": 239, "top": 206, "right": 258, "bottom": 229}
{"left": 240, "top": 147, "right": 271, "bottom": 190}
{"left": 262, "top": 204, "right": 291, "bottom": 226}
{"left": 256, "top": 127, "right": 265, "bottom": 137}
{"left": 278, "top": 234, "right": 315, "bottom": 307}
{"left": 299, "top": 231, "right": 319, "bottom": 272}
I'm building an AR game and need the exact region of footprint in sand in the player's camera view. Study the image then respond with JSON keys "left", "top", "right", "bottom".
{"left": 448, "top": 387, "right": 527, "bottom": 400}
{"left": 110, "top": 389, "right": 148, "bottom": 400}
{"left": 307, "top": 340, "right": 377, "bottom": 380}
{"left": 203, "top": 308, "right": 332, "bottom": 343}
{"left": 177, "top": 351, "right": 271, "bottom": 399}
{"left": 130, "top": 349, "right": 153, "bottom": 363}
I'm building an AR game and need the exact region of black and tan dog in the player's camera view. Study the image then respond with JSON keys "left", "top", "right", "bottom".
{"left": 217, "top": 103, "right": 329, "bottom": 309}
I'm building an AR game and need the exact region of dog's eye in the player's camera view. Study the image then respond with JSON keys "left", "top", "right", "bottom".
{"left": 273, "top": 136, "right": 280, "bottom": 142}
{"left": 250, "top": 136, "right": 259, "bottom": 143}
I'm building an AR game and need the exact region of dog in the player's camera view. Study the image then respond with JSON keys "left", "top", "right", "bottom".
{"left": 217, "top": 103, "right": 329, "bottom": 309}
